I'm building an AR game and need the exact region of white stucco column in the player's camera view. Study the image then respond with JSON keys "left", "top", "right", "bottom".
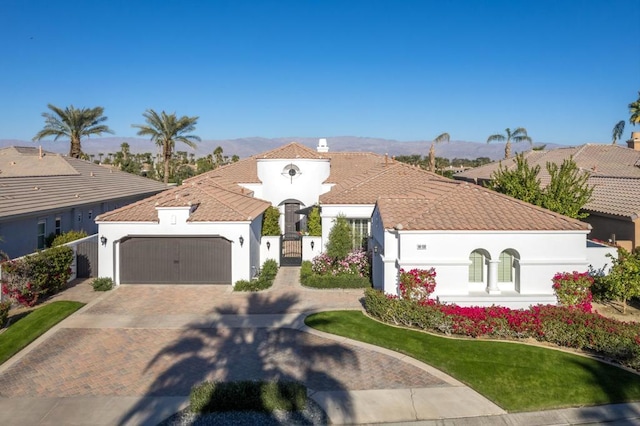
{"left": 487, "top": 260, "right": 500, "bottom": 294}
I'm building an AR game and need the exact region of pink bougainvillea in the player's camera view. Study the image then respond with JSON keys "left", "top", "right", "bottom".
{"left": 552, "top": 271, "right": 593, "bottom": 312}
{"left": 398, "top": 268, "right": 437, "bottom": 303}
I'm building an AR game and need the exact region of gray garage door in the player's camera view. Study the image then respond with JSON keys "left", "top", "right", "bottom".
{"left": 119, "top": 237, "right": 231, "bottom": 284}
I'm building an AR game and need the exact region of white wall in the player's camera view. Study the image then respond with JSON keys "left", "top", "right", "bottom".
{"left": 586, "top": 240, "right": 618, "bottom": 273}
{"left": 376, "top": 224, "right": 591, "bottom": 307}
{"left": 97, "top": 206, "right": 257, "bottom": 285}
{"left": 255, "top": 158, "right": 331, "bottom": 208}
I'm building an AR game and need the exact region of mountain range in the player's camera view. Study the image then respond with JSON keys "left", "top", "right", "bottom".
{"left": 0, "top": 136, "right": 567, "bottom": 161}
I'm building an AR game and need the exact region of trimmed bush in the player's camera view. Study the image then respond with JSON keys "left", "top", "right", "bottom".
{"left": 301, "top": 261, "right": 370, "bottom": 288}
{"left": 234, "top": 260, "right": 279, "bottom": 292}
{"left": 261, "top": 206, "right": 282, "bottom": 236}
{"left": 189, "top": 380, "right": 307, "bottom": 414}
{"left": 307, "top": 206, "right": 322, "bottom": 236}
{"left": 325, "top": 215, "right": 352, "bottom": 259}
{"left": 92, "top": 277, "right": 113, "bottom": 291}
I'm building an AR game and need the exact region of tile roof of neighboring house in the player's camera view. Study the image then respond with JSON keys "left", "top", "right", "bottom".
{"left": 0, "top": 147, "right": 168, "bottom": 221}
{"left": 376, "top": 182, "right": 591, "bottom": 231}
{"left": 96, "top": 178, "right": 271, "bottom": 222}
{"left": 456, "top": 144, "right": 640, "bottom": 183}
{"left": 454, "top": 144, "right": 640, "bottom": 219}
{"left": 585, "top": 176, "right": 640, "bottom": 219}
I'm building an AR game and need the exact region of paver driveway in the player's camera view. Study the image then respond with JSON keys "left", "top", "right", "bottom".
{"left": 0, "top": 267, "right": 469, "bottom": 425}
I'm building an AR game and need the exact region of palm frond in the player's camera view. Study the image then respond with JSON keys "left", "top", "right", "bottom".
{"left": 433, "top": 132, "right": 450, "bottom": 144}
{"left": 487, "top": 134, "right": 506, "bottom": 143}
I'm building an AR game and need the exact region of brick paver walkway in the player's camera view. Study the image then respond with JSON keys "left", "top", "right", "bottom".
{"left": 0, "top": 267, "right": 448, "bottom": 400}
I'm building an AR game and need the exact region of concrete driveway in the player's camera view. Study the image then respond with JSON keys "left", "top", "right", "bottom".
{"left": 1, "top": 268, "right": 637, "bottom": 425}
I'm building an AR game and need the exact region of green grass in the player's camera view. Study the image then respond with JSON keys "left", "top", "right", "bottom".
{"left": 0, "top": 301, "right": 85, "bottom": 365}
{"left": 305, "top": 310, "right": 640, "bottom": 412}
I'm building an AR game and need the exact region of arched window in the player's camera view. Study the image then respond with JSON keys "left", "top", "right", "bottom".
{"left": 498, "top": 251, "right": 513, "bottom": 282}
{"left": 469, "top": 250, "right": 485, "bottom": 282}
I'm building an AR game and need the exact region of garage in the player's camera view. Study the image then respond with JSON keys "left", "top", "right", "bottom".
{"left": 119, "top": 236, "right": 232, "bottom": 284}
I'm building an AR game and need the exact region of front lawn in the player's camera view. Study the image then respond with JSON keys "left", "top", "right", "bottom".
{"left": 0, "top": 301, "right": 85, "bottom": 365}
{"left": 305, "top": 310, "right": 640, "bottom": 412}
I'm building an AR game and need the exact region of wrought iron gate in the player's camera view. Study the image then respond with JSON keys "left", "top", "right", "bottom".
{"left": 280, "top": 233, "right": 302, "bottom": 266}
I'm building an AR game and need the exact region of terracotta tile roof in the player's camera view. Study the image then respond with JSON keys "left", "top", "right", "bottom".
{"left": 377, "top": 182, "right": 591, "bottom": 231}
{"left": 96, "top": 178, "right": 271, "bottom": 222}
{"left": 320, "top": 161, "right": 451, "bottom": 204}
{"left": 323, "top": 152, "right": 388, "bottom": 183}
{"left": 585, "top": 176, "right": 640, "bottom": 218}
{"left": 0, "top": 147, "right": 167, "bottom": 221}
{"left": 454, "top": 144, "right": 640, "bottom": 219}
{"left": 456, "top": 144, "right": 640, "bottom": 183}
{"left": 257, "top": 142, "right": 326, "bottom": 160}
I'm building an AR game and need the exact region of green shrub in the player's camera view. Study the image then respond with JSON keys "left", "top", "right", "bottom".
{"left": 91, "top": 277, "right": 113, "bottom": 291}
{"left": 307, "top": 206, "right": 322, "bottom": 236}
{"left": 325, "top": 215, "right": 352, "bottom": 259}
{"left": 190, "top": 380, "right": 307, "bottom": 414}
{"left": 51, "top": 230, "right": 88, "bottom": 247}
{"left": 301, "top": 272, "right": 370, "bottom": 289}
{"left": 261, "top": 206, "right": 282, "bottom": 236}
{"left": 234, "top": 260, "right": 279, "bottom": 292}
{"left": 0, "top": 300, "right": 11, "bottom": 327}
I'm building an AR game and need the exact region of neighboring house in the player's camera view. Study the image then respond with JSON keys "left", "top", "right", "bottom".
{"left": 97, "top": 140, "right": 611, "bottom": 308}
{"left": 455, "top": 134, "right": 640, "bottom": 251}
{"left": 0, "top": 146, "right": 167, "bottom": 258}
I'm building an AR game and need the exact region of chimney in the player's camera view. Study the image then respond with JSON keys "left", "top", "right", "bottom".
{"left": 627, "top": 132, "right": 640, "bottom": 151}
{"left": 317, "top": 138, "right": 329, "bottom": 153}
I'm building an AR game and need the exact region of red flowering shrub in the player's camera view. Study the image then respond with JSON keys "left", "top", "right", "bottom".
{"left": 0, "top": 246, "right": 73, "bottom": 307}
{"left": 398, "top": 268, "right": 436, "bottom": 303}
{"left": 552, "top": 271, "right": 593, "bottom": 312}
{"left": 364, "top": 288, "right": 640, "bottom": 372}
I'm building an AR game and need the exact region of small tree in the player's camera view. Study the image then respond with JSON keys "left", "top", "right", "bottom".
{"left": 261, "top": 206, "right": 282, "bottom": 236}
{"left": 325, "top": 215, "right": 352, "bottom": 259}
{"left": 602, "top": 248, "right": 640, "bottom": 314}
{"left": 487, "top": 154, "right": 542, "bottom": 205}
{"left": 541, "top": 157, "right": 593, "bottom": 219}
{"left": 307, "top": 207, "right": 322, "bottom": 236}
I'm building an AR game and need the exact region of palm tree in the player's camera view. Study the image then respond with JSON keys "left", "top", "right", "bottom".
{"left": 612, "top": 120, "right": 625, "bottom": 145}
{"left": 32, "top": 104, "right": 113, "bottom": 158}
{"left": 428, "top": 132, "right": 450, "bottom": 173}
{"left": 487, "top": 127, "right": 532, "bottom": 159}
{"left": 630, "top": 91, "right": 640, "bottom": 125}
{"left": 132, "top": 110, "right": 201, "bottom": 184}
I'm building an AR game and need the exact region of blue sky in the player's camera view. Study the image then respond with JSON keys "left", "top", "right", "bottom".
{"left": 1, "top": 0, "right": 639, "bottom": 145}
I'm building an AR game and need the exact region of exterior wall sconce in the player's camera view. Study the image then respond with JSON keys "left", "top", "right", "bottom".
{"left": 266, "top": 241, "right": 271, "bottom": 250}
{"left": 239, "top": 235, "right": 244, "bottom": 247}
{"left": 100, "top": 236, "right": 107, "bottom": 246}
{"left": 374, "top": 245, "right": 378, "bottom": 254}
{"left": 310, "top": 241, "right": 315, "bottom": 250}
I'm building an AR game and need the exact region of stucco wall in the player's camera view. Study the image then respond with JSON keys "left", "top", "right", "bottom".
{"left": 97, "top": 208, "right": 257, "bottom": 285}
{"left": 374, "top": 222, "right": 591, "bottom": 307}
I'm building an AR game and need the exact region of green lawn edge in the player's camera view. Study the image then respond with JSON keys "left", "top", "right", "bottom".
{"left": 305, "top": 310, "right": 640, "bottom": 412}
{"left": 0, "top": 301, "right": 85, "bottom": 365}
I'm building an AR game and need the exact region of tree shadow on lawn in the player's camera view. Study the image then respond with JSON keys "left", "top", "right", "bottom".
{"left": 119, "top": 292, "right": 358, "bottom": 425}
{"left": 566, "top": 356, "right": 640, "bottom": 421}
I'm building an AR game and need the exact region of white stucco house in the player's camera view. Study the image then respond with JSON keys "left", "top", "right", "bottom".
{"left": 97, "top": 139, "right": 612, "bottom": 308}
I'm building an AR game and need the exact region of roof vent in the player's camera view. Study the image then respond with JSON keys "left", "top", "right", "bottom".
{"left": 90, "top": 172, "right": 95, "bottom": 177}
{"left": 33, "top": 186, "right": 39, "bottom": 190}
